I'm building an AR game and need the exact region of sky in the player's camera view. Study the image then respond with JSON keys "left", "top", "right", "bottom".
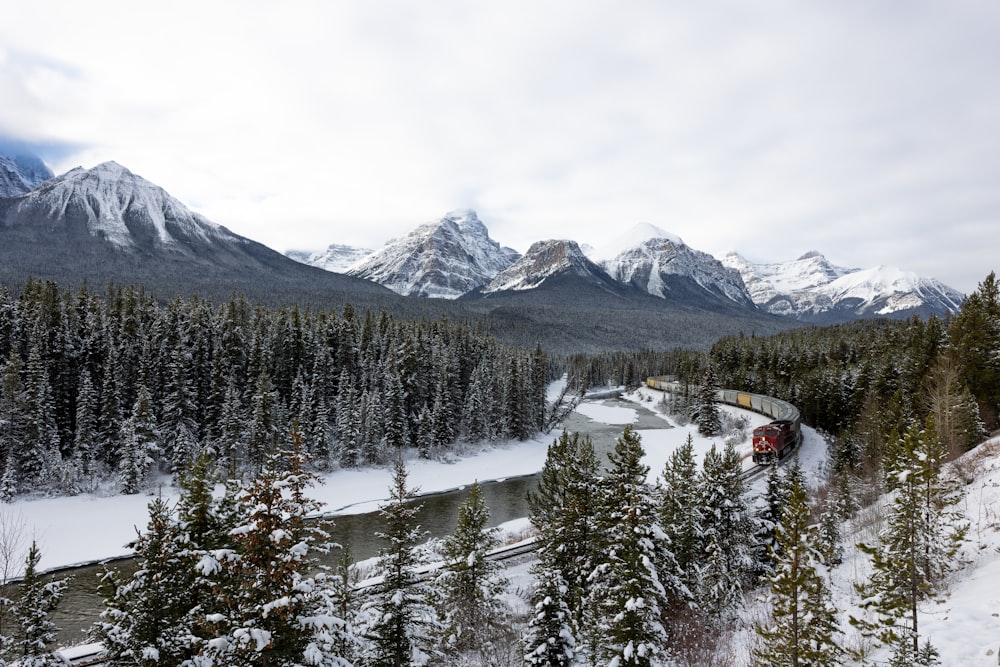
{"left": 1, "top": 1, "right": 998, "bottom": 295}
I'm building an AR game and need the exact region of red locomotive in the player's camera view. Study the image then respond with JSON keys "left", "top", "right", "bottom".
{"left": 752, "top": 419, "right": 798, "bottom": 464}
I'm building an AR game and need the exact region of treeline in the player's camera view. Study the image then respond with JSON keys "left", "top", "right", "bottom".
{"left": 709, "top": 273, "right": 999, "bottom": 475}
{"left": 0, "top": 279, "right": 548, "bottom": 498}
{"left": 565, "top": 272, "right": 999, "bottom": 476}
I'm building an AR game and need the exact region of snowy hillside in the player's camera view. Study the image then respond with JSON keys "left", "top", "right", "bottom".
{"left": 730, "top": 434, "right": 1000, "bottom": 665}
{"left": 594, "top": 223, "right": 755, "bottom": 307}
{"left": 723, "top": 251, "right": 964, "bottom": 321}
{"left": 347, "top": 209, "right": 519, "bottom": 298}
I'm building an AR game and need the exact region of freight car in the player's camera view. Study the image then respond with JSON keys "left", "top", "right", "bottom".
{"left": 645, "top": 376, "right": 801, "bottom": 464}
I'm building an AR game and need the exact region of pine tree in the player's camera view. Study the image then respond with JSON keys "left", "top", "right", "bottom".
{"left": 698, "top": 442, "right": 756, "bottom": 620}
{"left": 852, "top": 422, "right": 966, "bottom": 661}
{"left": 522, "top": 568, "right": 575, "bottom": 667}
{"left": 585, "top": 426, "right": 669, "bottom": 667}
{"left": 97, "top": 497, "right": 201, "bottom": 667}
{"left": 526, "top": 431, "right": 601, "bottom": 633}
{"left": 435, "top": 481, "right": 508, "bottom": 658}
{"left": 754, "top": 474, "right": 842, "bottom": 667}
{"left": 200, "top": 432, "right": 339, "bottom": 667}
{"left": 362, "top": 458, "right": 438, "bottom": 667}
{"left": 6, "top": 541, "right": 67, "bottom": 666}
{"left": 694, "top": 366, "right": 721, "bottom": 436}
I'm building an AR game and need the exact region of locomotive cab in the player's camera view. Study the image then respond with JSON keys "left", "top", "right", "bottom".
{"left": 752, "top": 419, "right": 795, "bottom": 464}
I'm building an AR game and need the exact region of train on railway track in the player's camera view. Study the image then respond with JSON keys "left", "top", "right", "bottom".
{"left": 645, "top": 376, "right": 801, "bottom": 464}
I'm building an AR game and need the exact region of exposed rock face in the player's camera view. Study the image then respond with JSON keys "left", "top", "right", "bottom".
{"left": 347, "top": 209, "right": 520, "bottom": 298}
{"left": 723, "top": 251, "right": 964, "bottom": 322}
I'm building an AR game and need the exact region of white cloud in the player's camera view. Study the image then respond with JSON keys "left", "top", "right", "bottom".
{"left": 1, "top": 0, "right": 997, "bottom": 294}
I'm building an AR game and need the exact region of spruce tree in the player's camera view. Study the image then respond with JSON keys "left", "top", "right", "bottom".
{"left": 585, "top": 426, "right": 669, "bottom": 667}
{"left": 852, "top": 422, "right": 966, "bottom": 662}
{"left": 522, "top": 568, "right": 575, "bottom": 667}
{"left": 658, "top": 433, "right": 702, "bottom": 612}
{"left": 526, "top": 431, "right": 601, "bottom": 633}
{"left": 948, "top": 271, "right": 1000, "bottom": 427}
{"left": 754, "top": 474, "right": 842, "bottom": 667}
{"left": 199, "top": 433, "right": 340, "bottom": 667}
{"left": 362, "top": 458, "right": 438, "bottom": 667}
{"left": 694, "top": 366, "right": 721, "bottom": 436}
{"left": 72, "top": 369, "right": 101, "bottom": 486}
{"left": 7, "top": 541, "right": 67, "bottom": 666}
{"left": 97, "top": 497, "right": 200, "bottom": 667}
{"left": 0, "top": 354, "right": 28, "bottom": 501}
{"left": 434, "top": 481, "right": 508, "bottom": 658}
{"left": 118, "top": 384, "right": 159, "bottom": 494}
{"left": 698, "top": 442, "right": 756, "bottom": 620}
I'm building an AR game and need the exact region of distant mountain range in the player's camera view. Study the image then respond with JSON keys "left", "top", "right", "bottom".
{"left": 721, "top": 250, "right": 964, "bottom": 323}
{"left": 0, "top": 147, "right": 964, "bottom": 352}
{"left": 291, "top": 213, "right": 964, "bottom": 323}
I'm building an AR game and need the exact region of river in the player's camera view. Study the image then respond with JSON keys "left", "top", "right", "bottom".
{"left": 46, "top": 396, "right": 672, "bottom": 646}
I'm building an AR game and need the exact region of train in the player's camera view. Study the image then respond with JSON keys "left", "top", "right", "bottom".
{"left": 645, "top": 376, "right": 802, "bottom": 464}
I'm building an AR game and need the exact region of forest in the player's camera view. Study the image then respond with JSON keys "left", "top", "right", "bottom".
{"left": 0, "top": 272, "right": 996, "bottom": 666}
{"left": 0, "top": 279, "right": 549, "bottom": 498}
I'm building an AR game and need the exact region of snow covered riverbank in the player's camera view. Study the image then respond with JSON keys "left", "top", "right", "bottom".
{"left": 8, "top": 385, "right": 827, "bottom": 574}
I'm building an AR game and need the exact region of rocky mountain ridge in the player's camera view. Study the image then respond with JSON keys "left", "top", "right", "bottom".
{"left": 722, "top": 251, "right": 965, "bottom": 322}
{"left": 0, "top": 148, "right": 963, "bottom": 325}
{"left": 345, "top": 209, "right": 519, "bottom": 299}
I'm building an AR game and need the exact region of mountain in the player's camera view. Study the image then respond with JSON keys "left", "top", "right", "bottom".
{"left": 346, "top": 209, "right": 520, "bottom": 299}
{"left": 722, "top": 251, "right": 964, "bottom": 322}
{"left": 0, "top": 161, "right": 393, "bottom": 306}
{"left": 590, "top": 223, "right": 756, "bottom": 309}
{"left": 286, "top": 244, "right": 374, "bottom": 273}
{"left": 460, "top": 238, "right": 792, "bottom": 352}
{"left": 478, "top": 239, "right": 630, "bottom": 297}
{"left": 0, "top": 148, "right": 53, "bottom": 198}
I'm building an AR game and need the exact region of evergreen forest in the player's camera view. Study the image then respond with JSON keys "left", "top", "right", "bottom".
{"left": 0, "top": 272, "right": 996, "bottom": 666}
{"left": 0, "top": 279, "right": 549, "bottom": 499}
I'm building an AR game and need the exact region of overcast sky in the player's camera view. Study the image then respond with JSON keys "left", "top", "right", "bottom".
{"left": 2, "top": 1, "right": 997, "bottom": 294}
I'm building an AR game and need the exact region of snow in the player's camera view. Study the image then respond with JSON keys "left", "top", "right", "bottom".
{"left": 588, "top": 222, "right": 684, "bottom": 263}
{"left": 6, "top": 383, "right": 815, "bottom": 575}
{"left": 69, "top": 378, "right": 964, "bottom": 666}
{"left": 346, "top": 209, "right": 519, "bottom": 298}
{"left": 722, "top": 251, "right": 964, "bottom": 318}
{"left": 732, "top": 434, "right": 1000, "bottom": 666}
{"left": 574, "top": 401, "right": 639, "bottom": 425}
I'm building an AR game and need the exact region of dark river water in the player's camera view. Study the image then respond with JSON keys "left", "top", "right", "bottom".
{"left": 47, "top": 397, "right": 672, "bottom": 646}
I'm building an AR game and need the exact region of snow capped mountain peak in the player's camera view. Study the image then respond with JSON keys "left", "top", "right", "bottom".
{"left": 482, "top": 239, "right": 607, "bottom": 293}
{"left": 346, "top": 209, "right": 519, "bottom": 298}
{"left": 9, "top": 161, "right": 225, "bottom": 250}
{"left": 590, "top": 222, "right": 684, "bottom": 263}
{"left": 597, "top": 228, "right": 753, "bottom": 307}
{"left": 286, "top": 244, "right": 375, "bottom": 273}
{"left": 722, "top": 253, "right": 963, "bottom": 322}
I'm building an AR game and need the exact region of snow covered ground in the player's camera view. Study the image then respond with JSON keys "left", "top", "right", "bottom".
{"left": 7, "top": 384, "right": 822, "bottom": 574}
{"left": 826, "top": 435, "right": 1000, "bottom": 666}
{"left": 6, "top": 377, "right": 995, "bottom": 665}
